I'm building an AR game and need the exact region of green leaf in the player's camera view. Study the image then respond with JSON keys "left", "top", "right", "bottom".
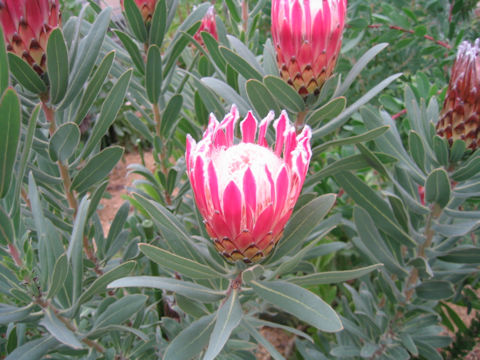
{"left": 353, "top": 206, "right": 407, "bottom": 275}
{"left": 249, "top": 280, "right": 342, "bottom": 332}
{"left": 114, "top": 30, "right": 145, "bottom": 75}
{"left": 201, "top": 77, "right": 250, "bottom": 114}
{"left": 146, "top": 45, "right": 162, "bottom": 103}
{"left": 425, "top": 168, "right": 450, "bottom": 208}
{"left": 7, "top": 53, "right": 46, "bottom": 94}
{"left": 163, "top": 314, "right": 216, "bottom": 360}
{"left": 73, "top": 51, "right": 115, "bottom": 125}
{"left": 109, "top": 276, "right": 224, "bottom": 302}
{"left": 0, "top": 303, "right": 35, "bottom": 324}
{"left": 0, "top": 27, "right": 9, "bottom": 93}
{"left": 313, "top": 126, "right": 390, "bottom": 157}
{"left": 288, "top": 264, "right": 383, "bottom": 286}
{"left": 241, "top": 320, "right": 286, "bottom": 360}
{"left": 46, "top": 29, "right": 69, "bottom": 104}
{"left": 66, "top": 197, "right": 90, "bottom": 302}
{"left": 268, "top": 194, "right": 336, "bottom": 264}
{"left": 433, "top": 135, "right": 449, "bottom": 166}
{"left": 0, "top": 88, "right": 20, "bottom": 198}
{"left": 161, "top": 94, "right": 183, "bottom": 138}
{"left": 149, "top": 0, "right": 167, "bottom": 47}
{"left": 81, "top": 69, "right": 132, "bottom": 157}
{"left": 139, "top": 243, "right": 220, "bottom": 279}
{"left": 307, "top": 97, "right": 346, "bottom": 128}
{"left": 71, "top": 146, "right": 124, "bottom": 193}
{"left": 220, "top": 46, "right": 262, "bottom": 81}
{"left": 46, "top": 254, "right": 68, "bottom": 299}
{"left": 336, "top": 172, "right": 415, "bottom": 247}
{"left": 334, "top": 43, "right": 389, "bottom": 97}
{"left": 408, "top": 130, "right": 426, "bottom": 170}
{"left": 204, "top": 289, "right": 243, "bottom": 360}
{"left": 314, "top": 73, "right": 402, "bottom": 139}
{"left": 438, "top": 247, "right": 480, "bottom": 264}
{"left": 246, "top": 79, "right": 280, "bottom": 118}
{"left": 449, "top": 140, "right": 466, "bottom": 163}
{"left": 40, "top": 308, "right": 83, "bottom": 349}
{"left": 93, "top": 294, "right": 147, "bottom": 329}
{"left": 416, "top": 280, "right": 454, "bottom": 300}
{"left": 60, "top": 8, "right": 111, "bottom": 109}
{"left": 202, "top": 32, "right": 227, "bottom": 71}
{"left": 48, "top": 123, "right": 80, "bottom": 163}
{"left": 452, "top": 156, "right": 480, "bottom": 181}
{"left": 0, "top": 205, "right": 14, "bottom": 245}
{"left": 5, "top": 336, "right": 58, "bottom": 360}
{"left": 263, "top": 75, "right": 305, "bottom": 113}
{"left": 123, "top": 0, "right": 147, "bottom": 42}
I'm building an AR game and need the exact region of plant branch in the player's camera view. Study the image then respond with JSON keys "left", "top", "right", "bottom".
{"left": 366, "top": 23, "right": 451, "bottom": 49}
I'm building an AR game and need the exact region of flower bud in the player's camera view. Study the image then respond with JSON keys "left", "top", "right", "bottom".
{"left": 121, "top": 0, "right": 157, "bottom": 23}
{"left": 0, "top": 0, "right": 61, "bottom": 75}
{"left": 271, "top": 0, "right": 347, "bottom": 97}
{"left": 193, "top": 6, "right": 218, "bottom": 48}
{"left": 186, "top": 106, "right": 312, "bottom": 263}
{"left": 436, "top": 39, "right": 480, "bottom": 151}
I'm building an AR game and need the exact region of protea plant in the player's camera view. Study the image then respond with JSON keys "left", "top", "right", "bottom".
{"left": 0, "top": 0, "right": 60, "bottom": 75}
{"left": 120, "top": 0, "right": 157, "bottom": 23}
{"left": 271, "top": 0, "right": 347, "bottom": 97}
{"left": 193, "top": 5, "right": 218, "bottom": 47}
{"left": 436, "top": 38, "right": 480, "bottom": 151}
{"left": 186, "top": 106, "right": 312, "bottom": 263}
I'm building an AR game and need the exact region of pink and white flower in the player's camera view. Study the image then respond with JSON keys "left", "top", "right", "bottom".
{"left": 0, "top": 0, "right": 61, "bottom": 75}
{"left": 271, "top": 0, "right": 347, "bottom": 97}
{"left": 186, "top": 106, "right": 312, "bottom": 263}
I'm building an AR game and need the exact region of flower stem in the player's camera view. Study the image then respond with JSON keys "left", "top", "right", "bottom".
{"left": 295, "top": 110, "right": 308, "bottom": 133}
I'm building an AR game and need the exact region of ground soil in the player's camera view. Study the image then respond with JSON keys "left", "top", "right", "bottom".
{"left": 100, "top": 152, "right": 480, "bottom": 359}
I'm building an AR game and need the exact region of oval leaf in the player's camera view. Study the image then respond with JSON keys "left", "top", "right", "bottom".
{"left": 48, "top": 122, "right": 80, "bottom": 163}
{"left": 46, "top": 28, "right": 69, "bottom": 104}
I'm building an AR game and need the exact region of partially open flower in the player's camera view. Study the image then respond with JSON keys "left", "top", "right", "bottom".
{"left": 193, "top": 5, "right": 218, "bottom": 48}
{"left": 0, "top": 0, "right": 61, "bottom": 75}
{"left": 271, "top": 0, "right": 347, "bottom": 97}
{"left": 121, "top": 0, "right": 157, "bottom": 23}
{"left": 436, "top": 39, "right": 480, "bottom": 151}
{"left": 186, "top": 106, "right": 312, "bottom": 263}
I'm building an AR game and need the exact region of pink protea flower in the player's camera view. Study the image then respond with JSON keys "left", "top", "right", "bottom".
{"left": 0, "top": 0, "right": 60, "bottom": 75}
{"left": 121, "top": 0, "right": 157, "bottom": 23}
{"left": 186, "top": 106, "right": 312, "bottom": 263}
{"left": 436, "top": 39, "right": 480, "bottom": 151}
{"left": 193, "top": 5, "right": 218, "bottom": 47}
{"left": 271, "top": 0, "right": 347, "bottom": 97}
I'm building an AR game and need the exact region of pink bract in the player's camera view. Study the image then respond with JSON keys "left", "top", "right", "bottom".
{"left": 0, "top": 0, "right": 60, "bottom": 75}
{"left": 193, "top": 5, "right": 218, "bottom": 47}
{"left": 186, "top": 106, "right": 312, "bottom": 263}
{"left": 271, "top": 0, "right": 347, "bottom": 97}
{"left": 436, "top": 38, "right": 480, "bottom": 151}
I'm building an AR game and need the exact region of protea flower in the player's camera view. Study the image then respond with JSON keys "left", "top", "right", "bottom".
{"left": 186, "top": 106, "right": 312, "bottom": 263}
{"left": 193, "top": 6, "right": 218, "bottom": 47}
{"left": 436, "top": 39, "right": 480, "bottom": 151}
{"left": 0, "top": 0, "right": 60, "bottom": 75}
{"left": 121, "top": 0, "right": 157, "bottom": 23}
{"left": 271, "top": 0, "right": 347, "bottom": 97}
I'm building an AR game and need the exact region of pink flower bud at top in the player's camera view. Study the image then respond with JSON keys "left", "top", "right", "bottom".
{"left": 271, "top": 0, "right": 347, "bottom": 97}
{"left": 121, "top": 0, "right": 157, "bottom": 23}
{"left": 186, "top": 106, "right": 312, "bottom": 263}
{"left": 436, "top": 39, "right": 480, "bottom": 151}
{"left": 193, "top": 6, "right": 218, "bottom": 48}
{"left": 0, "top": 0, "right": 61, "bottom": 75}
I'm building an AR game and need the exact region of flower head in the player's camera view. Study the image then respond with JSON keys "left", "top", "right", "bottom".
{"left": 186, "top": 106, "right": 312, "bottom": 263}
{"left": 0, "top": 0, "right": 60, "bottom": 75}
{"left": 271, "top": 0, "right": 347, "bottom": 97}
{"left": 193, "top": 6, "right": 218, "bottom": 47}
{"left": 121, "top": 0, "right": 157, "bottom": 23}
{"left": 436, "top": 39, "right": 480, "bottom": 151}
